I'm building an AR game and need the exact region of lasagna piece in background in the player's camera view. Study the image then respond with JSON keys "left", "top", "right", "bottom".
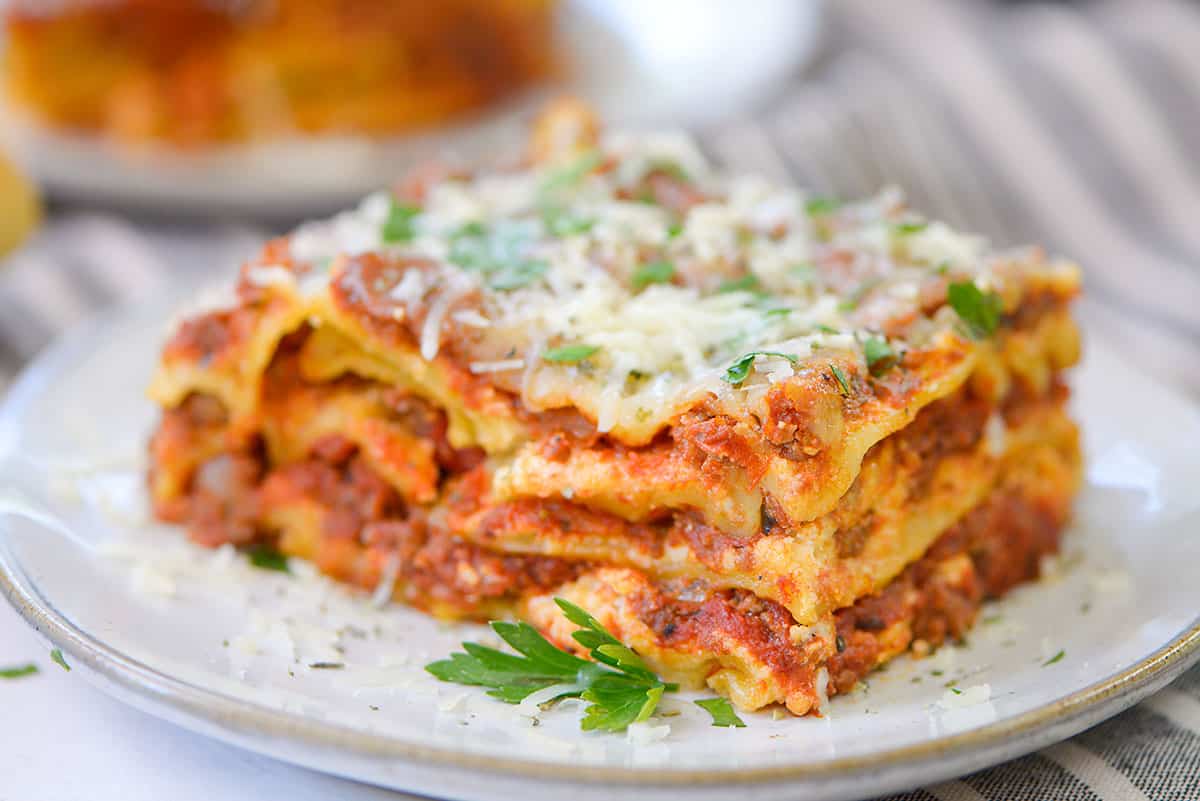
{"left": 146, "top": 102, "right": 1082, "bottom": 715}
{"left": 2, "top": 0, "right": 558, "bottom": 147}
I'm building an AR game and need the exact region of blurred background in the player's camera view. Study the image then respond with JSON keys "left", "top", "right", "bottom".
{"left": 0, "top": 0, "right": 1198, "bottom": 398}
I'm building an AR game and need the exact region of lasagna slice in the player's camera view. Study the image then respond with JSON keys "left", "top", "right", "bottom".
{"left": 3, "top": 0, "right": 557, "bottom": 146}
{"left": 147, "top": 103, "right": 1082, "bottom": 715}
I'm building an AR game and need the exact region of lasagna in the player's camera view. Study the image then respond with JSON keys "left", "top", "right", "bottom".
{"left": 3, "top": 0, "right": 557, "bottom": 147}
{"left": 147, "top": 102, "right": 1082, "bottom": 715}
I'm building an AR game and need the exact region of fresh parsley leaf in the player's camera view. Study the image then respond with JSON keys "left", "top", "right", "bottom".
{"left": 543, "top": 344, "right": 599, "bottom": 364}
{"left": 695, "top": 697, "right": 746, "bottom": 727}
{"left": 427, "top": 597, "right": 677, "bottom": 733}
{"left": 805, "top": 197, "right": 840, "bottom": 216}
{"left": 50, "top": 649, "right": 70, "bottom": 672}
{"left": 813, "top": 323, "right": 840, "bottom": 334}
{"left": 381, "top": 200, "right": 420, "bottom": 244}
{"left": 246, "top": 543, "right": 290, "bottom": 573}
{"left": 666, "top": 222, "right": 684, "bottom": 239}
{"left": 893, "top": 220, "right": 928, "bottom": 235}
{"left": 950, "top": 687, "right": 963, "bottom": 695}
{"left": 947, "top": 281, "right": 1003, "bottom": 339}
{"left": 632, "top": 261, "right": 675, "bottom": 290}
{"left": 1042, "top": 649, "right": 1065, "bottom": 667}
{"left": 829, "top": 363, "right": 852, "bottom": 396}
{"left": 722, "top": 351, "right": 799, "bottom": 386}
{"left": 863, "top": 336, "right": 896, "bottom": 376}
{"left": 716, "top": 275, "right": 763, "bottom": 296}
{"left": 0, "top": 663, "right": 38, "bottom": 679}
{"left": 837, "top": 278, "right": 881, "bottom": 312}
{"left": 764, "top": 306, "right": 792, "bottom": 319}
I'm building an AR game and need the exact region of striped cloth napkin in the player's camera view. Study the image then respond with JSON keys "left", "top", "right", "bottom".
{"left": 0, "top": 1, "right": 1198, "bottom": 799}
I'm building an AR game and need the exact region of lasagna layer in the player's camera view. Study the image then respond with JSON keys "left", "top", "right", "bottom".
{"left": 527, "top": 431, "right": 1078, "bottom": 714}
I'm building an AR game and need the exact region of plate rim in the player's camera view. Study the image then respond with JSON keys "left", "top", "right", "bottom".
{"left": 1, "top": 307, "right": 1199, "bottom": 791}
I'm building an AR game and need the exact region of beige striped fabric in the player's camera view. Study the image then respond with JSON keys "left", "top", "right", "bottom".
{"left": 0, "top": 1, "right": 1198, "bottom": 797}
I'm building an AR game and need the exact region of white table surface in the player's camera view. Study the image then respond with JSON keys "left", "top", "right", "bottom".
{"left": 0, "top": 599, "right": 420, "bottom": 801}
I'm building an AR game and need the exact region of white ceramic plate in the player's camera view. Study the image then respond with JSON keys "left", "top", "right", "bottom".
{"left": 0, "top": 0, "right": 824, "bottom": 217}
{"left": 1, "top": 290, "right": 1199, "bottom": 801}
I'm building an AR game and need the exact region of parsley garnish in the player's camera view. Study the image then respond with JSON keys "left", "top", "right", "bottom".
{"left": 893, "top": 221, "right": 928, "bottom": 235}
{"left": 813, "top": 323, "right": 839, "bottom": 334}
{"left": 1042, "top": 649, "right": 1065, "bottom": 667}
{"left": 543, "top": 344, "right": 599, "bottom": 364}
{"left": 666, "top": 222, "right": 684, "bottom": 239}
{"left": 381, "top": 200, "right": 420, "bottom": 244}
{"left": 716, "top": 275, "right": 764, "bottom": 296}
{"left": 632, "top": 261, "right": 675, "bottom": 290}
{"left": 722, "top": 351, "right": 799, "bottom": 386}
{"left": 50, "top": 649, "right": 70, "bottom": 672}
{"left": 947, "top": 281, "right": 1003, "bottom": 339}
{"left": 864, "top": 336, "right": 896, "bottom": 376}
{"left": 805, "top": 197, "right": 840, "bottom": 216}
{"left": 246, "top": 543, "right": 290, "bottom": 573}
{"left": 950, "top": 687, "right": 963, "bottom": 695}
{"left": 0, "top": 663, "right": 38, "bottom": 679}
{"left": 837, "top": 278, "right": 881, "bottom": 312}
{"left": 695, "top": 697, "right": 746, "bottom": 727}
{"left": 829, "top": 364, "right": 852, "bottom": 396}
{"left": 427, "top": 598, "right": 676, "bottom": 732}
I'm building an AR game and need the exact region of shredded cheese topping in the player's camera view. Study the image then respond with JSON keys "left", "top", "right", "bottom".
{"left": 236, "top": 128, "right": 1057, "bottom": 437}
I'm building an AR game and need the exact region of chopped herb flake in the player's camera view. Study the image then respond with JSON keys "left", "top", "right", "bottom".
{"left": 1042, "top": 649, "right": 1065, "bottom": 667}
{"left": 309, "top": 662, "right": 345, "bottom": 670}
{"left": 791, "top": 263, "right": 817, "bottom": 282}
{"left": 246, "top": 544, "right": 290, "bottom": 573}
{"left": 947, "top": 281, "right": 1003, "bottom": 339}
{"left": 648, "top": 160, "right": 690, "bottom": 182}
{"left": 631, "top": 261, "right": 675, "bottom": 290}
{"left": 50, "top": 649, "right": 70, "bottom": 672}
{"left": 666, "top": 222, "right": 684, "bottom": 239}
{"left": 950, "top": 687, "right": 963, "bottom": 695}
{"left": 0, "top": 663, "right": 38, "bottom": 679}
{"left": 539, "top": 150, "right": 603, "bottom": 197}
{"left": 543, "top": 344, "right": 599, "bottom": 364}
{"left": 695, "top": 697, "right": 746, "bottom": 728}
{"left": 489, "top": 261, "right": 547, "bottom": 290}
{"left": 716, "top": 275, "right": 763, "bottom": 295}
{"left": 805, "top": 197, "right": 840, "bottom": 216}
{"left": 381, "top": 201, "right": 420, "bottom": 244}
{"left": 829, "top": 364, "right": 852, "bottom": 396}
{"left": 722, "top": 351, "right": 799, "bottom": 386}
{"left": 893, "top": 221, "right": 929, "bottom": 235}
{"left": 864, "top": 336, "right": 896, "bottom": 376}
{"left": 837, "top": 279, "right": 881, "bottom": 312}
{"left": 542, "top": 206, "right": 595, "bottom": 237}
{"left": 813, "top": 323, "right": 839, "bottom": 334}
